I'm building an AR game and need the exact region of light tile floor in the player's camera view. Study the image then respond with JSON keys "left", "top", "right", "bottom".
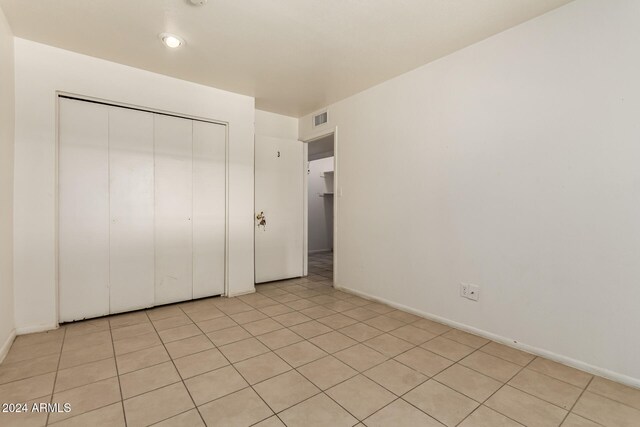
{"left": 0, "top": 252, "right": 639, "bottom": 426}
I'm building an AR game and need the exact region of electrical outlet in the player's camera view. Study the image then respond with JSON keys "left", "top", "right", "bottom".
{"left": 460, "top": 283, "right": 470, "bottom": 298}
{"left": 468, "top": 284, "right": 480, "bottom": 301}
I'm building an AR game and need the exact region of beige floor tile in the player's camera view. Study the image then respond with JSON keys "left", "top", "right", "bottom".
{"left": 273, "top": 312, "right": 313, "bottom": 327}
{"left": 442, "top": 330, "right": 489, "bottom": 349}
{"left": 234, "top": 352, "right": 291, "bottom": 385}
{"left": 206, "top": 326, "right": 251, "bottom": 346}
{"left": 0, "top": 353, "right": 59, "bottom": 385}
{"left": 364, "top": 334, "right": 414, "bottom": 358}
{"left": 480, "top": 342, "right": 535, "bottom": 367}
{"left": 528, "top": 358, "right": 593, "bottom": 388}
{"left": 110, "top": 322, "right": 155, "bottom": 341}
{"left": 364, "top": 398, "right": 443, "bottom": 427}
{"left": 435, "top": 364, "right": 502, "bottom": 402}
{"left": 343, "top": 307, "right": 379, "bottom": 322}
{"left": 561, "top": 413, "right": 600, "bottom": 427}
{"left": 509, "top": 368, "right": 582, "bottom": 409}
{"left": 0, "top": 395, "right": 50, "bottom": 427}
{"left": 421, "top": 336, "right": 475, "bottom": 361}
{"left": 485, "top": 385, "right": 567, "bottom": 427}
{"left": 285, "top": 299, "right": 317, "bottom": 311}
{"left": 112, "top": 331, "right": 160, "bottom": 356}
{"left": 279, "top": 393, "right": 357, "bottom": 427}
{"left": 254, "top": 370, "right": 320, "bottom": 412}
{"left": 62, "top": 330, "right": 111, "bottom": 352}
{"left": 64, "top": 319, "right": 110, "bottom": 338}
{"left": 364, "top": 315, "right": 406, "bottom": 332}
{"left": 587, "top": 376, "right": 640, "bottom": 410}
{"left": 300, "top": 305, "right": 337, "bottom": 320}
{"left": 271, "top": 293, "right": 301, "bottom": 304}
{"left": 364, "top": 359, "right": 427, "bottom": 395}
{"left": 339, "top": 323, "right": 384, "bottom": 342}
{"left": 48, "top": 402, "right": 125, "bottom": 427}
{"left": 404, "top": 379, "right": 479, "bottom": 427}
{"left": 253, "top": 415, "right": 286, "bottom": 427}
{"left": 0, "top": 372, "right": 55, "bottom": 403}
{"left": 229, "top": 310, "right": 269, "bottom": 324}
{"left": 116, "top": 345, "right": 170, "bottom": 374}
{"left": 257, "top": 328, "right": 304, "bottom": 350}
{"left": 185, "top": 307, "right": 225, "bottom": 323}
{"left": 460, "top": 351, "right": 522, "bottom": 382}
{"left": 322, "top": 300, "right": 357, "bottom": 312}
{"left": 219, "top": 337, "right": 270, "bottom": 363}
{"left": 153, "top": 409, "right": 205, "bottom": 427}
{"left": 308, "top": 295, "right": 338, "bottom": 305}
{"left": 289, "top": 320, "right": 332, "bottom": 339}
{"left": 54, "top": 358, "right": 117, "bottom": 393}
{"left": 119, "top": 361, "right": 181, "bottom": 399}
{"left": 343, "top": 296, "right": 375, "bottom": 307}
{"left": 309, "top": 331, "right": 357, "bottom": 353}
{"left": 49, "top": 377, "right": 121, "bottom": 423}
{"left": 164, "top": 334, "right": 214, "bottom": 359}
{"left": 158, "top": 324, "right": 201, "bottom": 343}
{"left": 275, "top": 341, "right": 327, "bottom": 367}
{"left": 258, "top": 304, "right": 295, "bottom": 317}
{"left": 395, "top": 347, "right": 452, "bottom": 377}
{"left": 243, "top": 318, "right": 284, "bottom": 336}
{"left": 317, "top": 313, "right": 359, "bottom": 329}
{"left": 327, "top": 375, "right": 395, "bottom": 420}
{"left": 58, "top": 341, "right": 114, "bottom": 370}
{"left": 146, "top": 305, "right": 184, "bottom": 321}
{"left": 196, "top": 316, "right": 237, "bottom": 333}
{"left": 109, "top": 311, "right": 149, "bottom": 329}
{"left": 198, "top": 387, "right": 273, "bottom": 427}
{"left": 152, "top": 314, "right": 193, "bottom": 331}
{"left": 334, "top": 343, "right": 388, "bottom": 372}
{"left": 387, "top": 310, "right": 421, "bottom": 323}
{"left": 573, "top": 391, "right": 640, "bottom": 427}
{"left": 124, "top": 382, "right": 194, "bottom": 427}
{"left": 297, "top": 355, "right": 358, "bottom": 390}
{"left": 365, "top": 303, "right": 396, "bottom": 315}
{"left": 184, "top": 365, "right": 248, "bottom": 405}
{"left": 390, "top": 324, "right": 437, "bottom": 345}
{"left": 174, "top": 348, "right": 229, "bottom": 379}
{"left": 412, "top": 318, "right": 451, "bottom": 335}
{"left": 458, "top": 405, "right": 523, "bottom": 427}
{"left": 11, "top": 329, "right": 64, "bottom": 350}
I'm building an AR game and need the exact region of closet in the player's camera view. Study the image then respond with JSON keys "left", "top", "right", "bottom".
{"left": 58, "top": 97, "right": 225, "bottom": 322}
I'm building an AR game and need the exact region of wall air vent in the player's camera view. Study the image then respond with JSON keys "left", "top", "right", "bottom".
{"left": 313, "top": 111, "right": 328, "bottom": 127}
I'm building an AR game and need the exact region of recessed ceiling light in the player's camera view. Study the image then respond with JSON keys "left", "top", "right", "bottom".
{"left": 159, "top": 33, "right": 184, "bottom": 49}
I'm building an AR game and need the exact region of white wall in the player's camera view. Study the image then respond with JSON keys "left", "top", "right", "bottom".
{"left": 13, "top": 39, "right": 256, "bottom": 332}
{"left": 308, "top": 157, "right": 334, "bottom": 253}
{"left": 255, "top": 109, "right": 298, "bottom": 140}
{"left": 0, "top": 6, "right": 15, "bottom": 360}
{"left": 299, "top": 0, "right": 640, "bottom": 386}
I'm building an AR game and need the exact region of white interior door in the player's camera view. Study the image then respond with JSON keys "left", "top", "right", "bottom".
{"left": 255, "top": 136, "right": 304, "bottom": 283}
{"left": 109, "top": 107, "right": 155, "bottom": 313}
{"left": 59, "top": 98, "right": 110, "bottom": 322}
{"left": 192, "top": 121, "right": 226, "bottom": 298}
{"left": 154, "top": 114, "right": 193, "bottom": 305}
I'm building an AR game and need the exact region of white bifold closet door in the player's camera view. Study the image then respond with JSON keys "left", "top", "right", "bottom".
{"left": 59, "top": 97, "right": 225, "bottom": 322}
{"left": 59, "top": 99, "right": 111, "bottom": 321}
{"left": 109, "top": 107, "right": 155, "bottom": 313}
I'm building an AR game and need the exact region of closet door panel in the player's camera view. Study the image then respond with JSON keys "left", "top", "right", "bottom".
{"left": 58, "top": 98, "right": 110, "bottom": 322}
{"left": 154, "top": 115, "right": 193, "bottom": 305}
{"left": 192, "top": 121, "right": 226, "bottom": 298}
{"left": 109, "top": 107, "right": 155, "bottom": 313}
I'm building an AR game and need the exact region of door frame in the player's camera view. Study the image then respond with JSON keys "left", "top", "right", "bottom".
{"left": 302, "top": 127, "right": 338, "bottom": 282}
{"left": 55, "top": 91, "right": 230, "bottom": 326}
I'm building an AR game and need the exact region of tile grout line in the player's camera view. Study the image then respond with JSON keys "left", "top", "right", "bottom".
{"left": 107, "top": 318, "right": 128, "bottom": 427}
{"left": 44, "top": 326, "right": 67, "bottom": 426}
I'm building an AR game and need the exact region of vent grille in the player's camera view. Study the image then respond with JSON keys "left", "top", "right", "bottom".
{"left": 313, "top": 111, "right": 328, "bottom": 127}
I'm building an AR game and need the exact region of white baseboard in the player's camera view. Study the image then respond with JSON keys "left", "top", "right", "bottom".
{"left": 0, "top": 329, "right": 16, "bottom": 363}
{"left": 15, "top": 323, "right": 59, "bottom": 335}
{"left": 335, "top": 284, "right": 640, "bottom": 390}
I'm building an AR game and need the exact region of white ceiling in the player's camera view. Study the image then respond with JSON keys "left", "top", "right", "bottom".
{"left": 0, "top": 0, "right": 573, "bottom": 117}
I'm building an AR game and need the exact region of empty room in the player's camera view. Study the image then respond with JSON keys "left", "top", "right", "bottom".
{"left": 0, "top": 1, "right": 639, "bottom": 426}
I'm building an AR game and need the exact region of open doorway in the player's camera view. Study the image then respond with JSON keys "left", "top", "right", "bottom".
{"left": 305, "top": 133, "right": 335, "bottom": 284}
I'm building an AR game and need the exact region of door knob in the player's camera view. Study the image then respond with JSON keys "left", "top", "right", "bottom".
{"left": 256, "top": 211, "right": 266, "bottom": 229}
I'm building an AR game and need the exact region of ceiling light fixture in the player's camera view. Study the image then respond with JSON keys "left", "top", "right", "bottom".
{"left": 159, "top": 33, "right": 184, "bottom": 48}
